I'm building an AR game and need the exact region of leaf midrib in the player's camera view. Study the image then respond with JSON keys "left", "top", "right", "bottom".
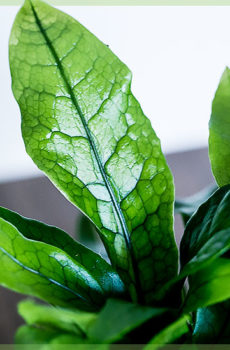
{"left": 29, "top": 1, "right": 142, "bottom": 301}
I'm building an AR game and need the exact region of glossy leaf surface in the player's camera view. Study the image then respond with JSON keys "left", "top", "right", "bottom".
{"left": 0, "top": 217, "right": 107, "bottom": 311}
{"left": 180, "top": 185, "right": 230, "bottom": 268}
{"left": 9, "top": 0, "right": 178, "bottom": 303}
{"left": 209, "top": 67, "right": 230, "bottom": 186}
{"left": 193, "top": 301, "right": 230, "bottom": 344}
{"left": 0, "top": 206, "right": 125, "bottom": 297}
{"left": 88, "top": 298, "right": 167, "bottom": 343}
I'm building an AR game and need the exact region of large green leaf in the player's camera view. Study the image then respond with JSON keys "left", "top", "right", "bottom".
{"left": 9, "top": 0, "right": 178, "bottom": 303}
{"left": 183, "top": 258, "right": 230, "bottom": 312}
{"left": 0, "top": 206, "right": 125, "bottom": 297}
{"left": 18, "top": 299, "right": 97, "bottom": 336}
{"left": 88, "top": 298, "right": 167, "bottom": 343}
{"left": 144, "top": 315, "right": 190, "bottom": 350}
{"left": 0, "top": 217, "right": 108, "bottom": 311}
{"left": 193, "top": 301, "right": 230, "bottom": 344}
{"left": 180, "top": 185, "right": 230, "bottom": 268}
{"left": 209, "top": 67, "right": 230, "bottom": 186}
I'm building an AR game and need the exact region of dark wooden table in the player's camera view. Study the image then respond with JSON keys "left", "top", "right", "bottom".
{"left": 0, "top": 147, "right": 215, "bottom": 343}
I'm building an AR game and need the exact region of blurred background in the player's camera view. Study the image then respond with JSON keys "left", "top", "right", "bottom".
{"left": 0, "top": 4, "right": 227, "bottom": 343}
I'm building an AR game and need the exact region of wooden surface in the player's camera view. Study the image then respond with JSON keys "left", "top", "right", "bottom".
{"left": 0, "top": 147, "right": 215, "bottom": 343}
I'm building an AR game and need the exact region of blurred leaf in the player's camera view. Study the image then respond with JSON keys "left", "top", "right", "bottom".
{"left": 0, "top": 206, "right": 125, "bottom": 298}
{"left": 175, "top": 184, "right": 217, "bottom": 225}
{"left": 15, "top": 325, "right": 59, "bottom": 345}
{"left": 18, "top": 299, "right": 97, "bottom": 336}
{"left": 10, "top": 0, "right": 178, "bottom": 303}
{"left": 209, "top": 67, "right": 230, "bottom": 186}
{"left": 88, "top": 298, "right": 167, "bottom": 343}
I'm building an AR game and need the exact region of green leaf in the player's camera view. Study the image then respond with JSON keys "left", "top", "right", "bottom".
{"left": 209, "top": 67, "right": 230, "bottom": 186}
{"left": 15, "top": 325, "right": 85, "bottom": 346}
{"left": 180, "top": 185, "right": 230, "bottom": 268}
{"left": 184, "top": 258, "right": 230, "bottom": 312}
{"left": 88, "top": 298, "right": 167, "bottom": 343}
{"left": 156, "top": 186, "right": 230, "bottom": 301}
{"left": 18, "top": 299, "right": 97, "bottom": 336}
{"left": 0, "top": 206, "right": 125, "bottom": 298}
{"left": 9, "top": 0, "right": 178, "bottom": 303}
{"left": 144, "top": 315, "right": 190, "bottom": 350}
{"left": 175, "top": 185, "right": 217, "bottom": 225}
{"left": 15, "top": 325, "right": 59, "bottom": 344}
{"left": 0, "top": 217, "right": 108, "bottom": 311}
{"left": 193, "top": 301, "right": 230, "bottom": 344}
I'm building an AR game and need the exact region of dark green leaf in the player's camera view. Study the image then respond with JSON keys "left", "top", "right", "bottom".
{"left": 18, "top": 299, "right": 97, "bottom": 336}
{"left": 144, "top": 315, "right": 190, "bottom": 350}
{"left": 180, "top": 185, "right": 230, "bottom": 268}
{"left": 0, "top": 217, "right": 107, "bottom": 311}
{"left": 9, "top": 0, "right": 178, "bottom": 303}
{"left": 0, "top": 206, "right": 125, "bottom": 298}
{"left": 193, "top": 300, "right": 230, "bottom": 344}
{"left": 175, "top": 185, "right": 217, "bottom": 225}
{"left": 209, "top": 67, "right": 230, "bottom": 186}
{"left": 88, "top": 298, "right": 167, "bottom": 343}
{"left": 156, "top": 186, "right": 230, "bottom": 301}
{"left": 184, "top": 258, "right": 230, "bottom": 312}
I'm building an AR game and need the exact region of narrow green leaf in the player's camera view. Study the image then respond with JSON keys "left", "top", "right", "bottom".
{"left": 9, "top": 0, "right": 178, "bottom": 303}
{"left": 175, "top": 185, "right": 217, "bottom": 225}
{"left": 184, "top": 258, "right": 230, "bottom": 312}
{"left": 0, "top": 206, "right": 125, "bottom": 298}
{"left": 193, "top": 301, "right": 230, "bottom": 344}
{"left": 88, "top": 298, "right": 167, "bottom": 343}
{"left": 144, "top": 315, "right": 190, "bottom": 350}
{"left": 180, "top": 185, "right": 230, "bottom": 268}
{"left": 0, "top": 217, "right": 106, "bottom": 311}
{"left": 209, "top": 67, "right": 230, "bottom": 186}
{"left": 18, "top": 299, "right": 97, "bottom": 336}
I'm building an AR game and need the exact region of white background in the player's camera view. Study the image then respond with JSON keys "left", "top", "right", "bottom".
{"left": 1, "top": 5, "right": 230, "bottom": 182}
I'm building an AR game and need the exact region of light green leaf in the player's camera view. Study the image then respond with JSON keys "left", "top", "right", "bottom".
{"left": 88, "top": 298, "right": 167, "bottom": 343}
{"left": 15, "top": 325, "right": 59, "bottom": 345}
{"left": 209, "top": 67, "right": 230, "bottom": 186}
{"left": 15, "top": 325, "right": 86, "bottom": 347}
{"left": 0, "top": 206, "right": 125, "bottom": 298}
{"left": 144, "top": 315, "right": 190, "bottom": 350}
{"left": 184, "top": 258, "right": 230, "bottom": 312}
{"left": 0, "top": 217, "right": 107, "bottom": 311}
{"left": 193, "top": 300, "right": 230, "bottom": 344}
{"left": 175, "top": 185, "right": 217, "bottom": 225}
{"left": 18, "top": 299, "right": 97, "bottom": 336}
{"left": 9, "top": 0, "right": 178, "bottom": 303}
